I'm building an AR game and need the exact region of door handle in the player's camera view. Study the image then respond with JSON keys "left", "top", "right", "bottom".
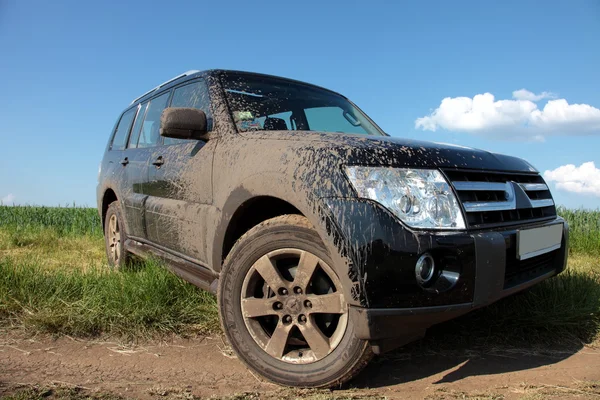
{"left": 152, "top": 156, "right": 164, "bottom": 167}
{"left": 120, "top": 157, "right": 129, "bottom": 166}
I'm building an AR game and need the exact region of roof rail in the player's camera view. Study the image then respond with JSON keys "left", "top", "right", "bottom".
{"left": 130, "top": 70, "right": 201, "bottom": 105}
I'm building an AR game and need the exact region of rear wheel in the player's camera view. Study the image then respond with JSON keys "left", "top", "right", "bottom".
{"left": 104, "top": 202, "right": 132, "bottom": 268}
{"left": 219, "top": 215, "right": 372, "bottom": 387}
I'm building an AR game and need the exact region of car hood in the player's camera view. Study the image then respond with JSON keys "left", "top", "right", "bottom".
{"left": 250, "top": 131, "right": 538, "bottom": 173}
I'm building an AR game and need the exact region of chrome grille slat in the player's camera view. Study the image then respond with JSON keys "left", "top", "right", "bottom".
{"left": 463, "top": 200, "right": 515, "bottom": 212}
{"left": 521, "top": 183, "right": 548, "bottom": 191}
{"left": 530, "top": 199, "right": 554, "bottom": 208}
{"left": 453, "top": 181, "right": 506, "bottom": 191}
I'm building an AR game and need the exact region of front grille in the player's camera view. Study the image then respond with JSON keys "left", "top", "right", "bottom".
{"left": 443, "top": 169, "right": 557, "bottom": 229}
{"left": 504, "top": 249, "right": 558, "bottom": 289}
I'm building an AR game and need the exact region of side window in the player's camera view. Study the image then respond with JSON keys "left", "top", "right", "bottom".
{"left": 256, "top": 111, "right": 293, "bottom": 130}
{"left": 127, "top": 102, "right": 149, "bottom": 149}
{"left": 164, "top": 81, "right": 211, "bottom": 145}
{"left": 137, "top": 92, "right": 170, "bottom": 148}
{"left": 110, "top": 108, "right": 136, "bottom": 150}
{"left": 304, "top": 106, "right": 368, "bottom": 134}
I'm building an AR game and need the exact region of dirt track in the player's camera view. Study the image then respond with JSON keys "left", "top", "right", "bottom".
{"left": 1, "top": 334, "right": 599, "bottom": 399}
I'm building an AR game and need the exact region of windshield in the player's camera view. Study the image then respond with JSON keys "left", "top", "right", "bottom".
{"left": 220, "top": 73, "right": 385, "bottom": 136}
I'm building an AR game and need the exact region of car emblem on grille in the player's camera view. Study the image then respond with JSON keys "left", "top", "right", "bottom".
{"left": 509, "top": 181, "right": 534, "bottom": 209}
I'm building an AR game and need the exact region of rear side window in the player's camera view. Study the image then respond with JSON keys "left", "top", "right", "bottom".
{"left": 137, "top": 92, "right": 170, "bottom": 148}
{"left": 128, "top": 102, "right": 149, "bottom": 149}
{"left": 110, "top": 108, "right": 136, "bottom": 150}
{"left": 164, "top": 80, "right": 211, "bottom": 145}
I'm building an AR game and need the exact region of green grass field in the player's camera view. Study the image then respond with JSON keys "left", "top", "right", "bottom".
{"left": 0, "top": 205, "right": 598, "bottom": 346}
{"left": 557, "top": 206, "right": 600, "bottom": 256}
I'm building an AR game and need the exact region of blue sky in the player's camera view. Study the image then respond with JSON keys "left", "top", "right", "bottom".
{"left": 1, "top": 0, "right": 599, "bottom": 209}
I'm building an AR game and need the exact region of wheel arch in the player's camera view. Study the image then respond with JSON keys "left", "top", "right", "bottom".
{"left": 212, "top": 187, "right": 366, "bottom": 307}
{"left": 101, "top": 188, "right": 118, "bottom": 231}
{"left": 219, "top": 195, "right": 304, "bottom": 270}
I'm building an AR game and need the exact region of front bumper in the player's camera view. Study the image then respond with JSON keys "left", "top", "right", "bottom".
{"left": 324, "top": 198, "right": 569, "bottom": 352}
{"left": 350, "top": 253, "right": 564, "bottom": 353}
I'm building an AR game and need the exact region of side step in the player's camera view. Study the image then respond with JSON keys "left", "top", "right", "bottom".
{"left": 124, "top": 239, "right": 219, "bottom": 294}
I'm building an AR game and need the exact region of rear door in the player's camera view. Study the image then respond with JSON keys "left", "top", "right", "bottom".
{"left": 107, "top": 105, "right": 151, "bottom": 239}
{"left": 118, "top": 102, "right": 152, "bottom": 238}
{"left": 125, "top": 91, "right": 173, "bottom": 239}
{"left": 116, "top": 91, "right": 170, "bottom": 241}
{"left": 144, "top": 79, "right": 215, "bottom": 264}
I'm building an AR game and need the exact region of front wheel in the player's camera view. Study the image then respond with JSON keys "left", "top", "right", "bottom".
{"left": 218, "top": 215, "right": 372, "bottom": 388}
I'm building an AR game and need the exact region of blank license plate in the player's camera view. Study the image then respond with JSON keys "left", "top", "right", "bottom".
{"left": 517, "top": 223, "right": 563, "bottom": 260}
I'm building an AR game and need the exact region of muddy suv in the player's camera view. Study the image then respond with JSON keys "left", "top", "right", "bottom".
{"left": 97, "top": 70, "right": 568, "bottom": 387}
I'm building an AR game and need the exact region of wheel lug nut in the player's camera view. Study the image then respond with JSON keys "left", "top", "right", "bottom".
{"left": 283, "top": 315, "right": 292, "bottom": 324}
{"left": 273, "top": 301, "right": 283, "bottom": 310}
{"left": 279, "top": 288, "right": 288, "bottom": 296}
{"left": 298, "top": 314, "right": 307, "bottom": 324}
{"left": 304, "top": 300, "right": 312, "bottom": 308}
{"left": 293, "top": 286, "right": 303, "bottom": 294}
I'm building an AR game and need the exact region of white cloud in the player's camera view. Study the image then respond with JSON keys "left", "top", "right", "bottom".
{"left": 415, "top": 89, "right": 600, "bottom": 140}
{"left": 543, "top": 162, "right": 600, "bottom": 197}
{"left": 1, "top": 193, "right": 16, "bottom": 204}
{"left": 512, "top": 89, "right": 555, "bottom": 102}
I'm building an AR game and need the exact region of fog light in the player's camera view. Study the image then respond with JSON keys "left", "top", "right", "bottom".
{"left": 415, "top": 253, "right": 436, "bottom": 286}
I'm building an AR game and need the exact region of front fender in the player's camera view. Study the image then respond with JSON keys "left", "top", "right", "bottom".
{"left": 211, "top": 179, "right": 366, "bottom": 308}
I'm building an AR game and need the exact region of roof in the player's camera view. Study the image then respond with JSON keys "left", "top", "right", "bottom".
{"left": 129, "top": 69, "right": 345, "bottom": 106}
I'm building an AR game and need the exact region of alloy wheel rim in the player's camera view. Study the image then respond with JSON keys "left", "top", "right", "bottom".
{"left": 240, "top": 248, "right": 348, "bottom": 364}
{"left": 108, "top": 214, "right": 121, "bottom": 263}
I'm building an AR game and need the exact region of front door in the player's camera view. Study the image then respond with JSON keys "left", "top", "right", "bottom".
{"left": 144, "top": 80, "right": 215, "bottom": 265}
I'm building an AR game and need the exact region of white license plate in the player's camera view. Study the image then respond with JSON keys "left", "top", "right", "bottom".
{"left": 517, "top": 223, "right": 563, "bottom": 260}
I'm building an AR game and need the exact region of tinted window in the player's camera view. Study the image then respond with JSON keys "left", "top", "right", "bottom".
{"left": 164, "top": 81, "right": 211, "bottom": 145}
{"left": 304, "top": 106, "right": 369, "bottom": 134}
{"left": 111, "top": 108, "right": 136, "bottom": 150}
{"left": 137, "top": 92, "right": 170, "bottom": 148}
{"left": 128, "top": 102, "right": 148, "bottom": 149}
{"left": 255, "top": 111, "right": 293, "bottom": 130}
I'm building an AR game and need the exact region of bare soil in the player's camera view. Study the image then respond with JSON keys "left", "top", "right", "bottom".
{"left": 1, "top": 333, "right": 599, "bottom": 399}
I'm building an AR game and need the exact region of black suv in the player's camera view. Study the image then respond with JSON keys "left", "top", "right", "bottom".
{"left": 97, "top": 70, "right": 568, "bottom": 387}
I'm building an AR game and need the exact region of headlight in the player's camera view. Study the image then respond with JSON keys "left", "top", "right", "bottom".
{"left": 345, "top": 166, "right": 465, "bottom": 230}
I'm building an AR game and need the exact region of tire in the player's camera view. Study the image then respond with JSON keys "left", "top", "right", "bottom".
{"left": 104, "top": 202, "right": 132, "bottom": 268}
{"left": 218, "top": 215, "right": 372, "bottom": 388}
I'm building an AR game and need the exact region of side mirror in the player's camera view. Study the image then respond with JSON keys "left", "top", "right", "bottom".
{"left": 160, "top": 107, "right": 208, "bottom": 140}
